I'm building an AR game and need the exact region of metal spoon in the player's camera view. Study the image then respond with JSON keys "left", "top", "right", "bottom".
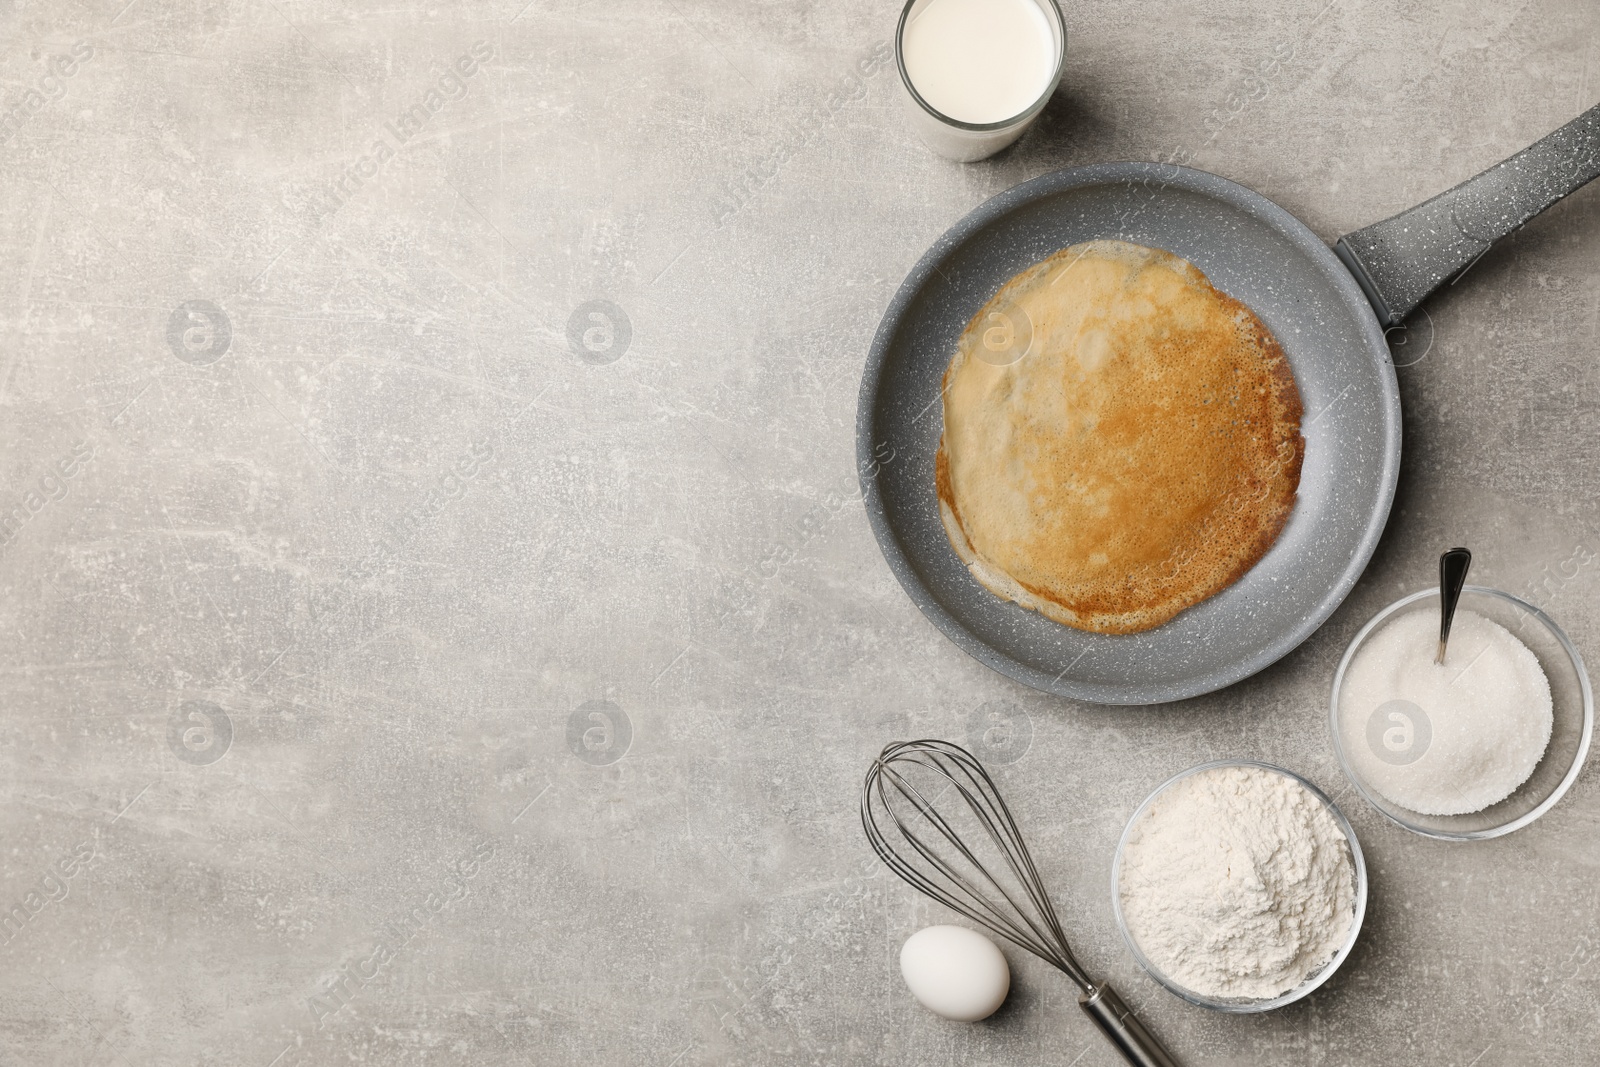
{"left": 1436, "top": 547, "right": 1472, "bottom": 664}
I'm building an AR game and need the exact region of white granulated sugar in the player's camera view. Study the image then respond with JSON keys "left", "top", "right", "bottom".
{"left": 1337, "top": 608, "right": 1552, "bottom": 815}
{"left": 1118, "top": 765, "right": 1356, "bottom": 1001}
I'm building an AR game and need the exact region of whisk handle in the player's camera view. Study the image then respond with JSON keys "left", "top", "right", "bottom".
{"left": 1078, "top": 983, "right": 1182, "bottom": 1067}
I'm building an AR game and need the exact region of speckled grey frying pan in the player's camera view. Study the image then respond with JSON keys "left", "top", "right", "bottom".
{"left": 858, "top": 106, "right": 1600, "bottom": 705}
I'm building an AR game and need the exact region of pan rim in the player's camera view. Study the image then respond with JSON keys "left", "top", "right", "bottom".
{"left": 856, "top": 161, "right": 1402, "bottom": 705}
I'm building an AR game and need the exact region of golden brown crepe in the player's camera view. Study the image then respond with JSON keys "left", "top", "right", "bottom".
{"left": 936, "top": 240, "right": 1303, "bottom": 635}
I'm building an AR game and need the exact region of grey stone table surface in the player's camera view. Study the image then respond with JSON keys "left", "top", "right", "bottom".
{"left": 2, "top": 0, "right": 1599, "bottom": 1064}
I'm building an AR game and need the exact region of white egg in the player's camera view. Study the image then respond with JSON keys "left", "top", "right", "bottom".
{"left": 899, "top": 924, "right": 1010, "bottom": 1022}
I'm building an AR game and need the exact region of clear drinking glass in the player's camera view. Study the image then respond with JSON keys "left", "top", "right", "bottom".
{"left": 894, "top": 0, "right": 1067, "bottom": 162}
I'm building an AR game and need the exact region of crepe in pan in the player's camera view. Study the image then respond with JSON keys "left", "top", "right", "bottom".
{"left": 936, "top": 239, "right": 1304, "bottom": 635}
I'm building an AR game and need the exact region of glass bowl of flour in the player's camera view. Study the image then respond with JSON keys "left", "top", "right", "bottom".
{"left": 1330, "top": 585, "right": 1593, "bottom": 840}
{"left": 1111, "top": 761, "right": 1368, "bottom": 1012}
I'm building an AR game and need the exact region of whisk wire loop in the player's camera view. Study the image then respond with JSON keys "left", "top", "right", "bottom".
{"left": 875, "top": 764, "right": 1072, "bottom": 976}
{"left": 861, "top": 738, "right": 1092, "bottom": 991}
{"left": 935, "top": 747, "right": 1078, "bottom": 963}
{"left": 885, "top": 758, "right": 1078, "bottom": 977}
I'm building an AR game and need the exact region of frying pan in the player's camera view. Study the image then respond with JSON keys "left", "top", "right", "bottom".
{"left": 858, "top": 104, "right": 1600, "bottom": 705}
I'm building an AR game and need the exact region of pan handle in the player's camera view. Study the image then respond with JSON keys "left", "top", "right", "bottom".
{"left": 1334, "top": 101, "right": 1600, "bottom": 327}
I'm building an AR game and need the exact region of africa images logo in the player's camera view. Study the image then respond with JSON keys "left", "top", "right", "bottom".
{"left": 168, "top": 700, "right": 233, "bottom": 766}
{"left": 973, "top": 297, "right": 1035, "bottom": 367}
{"left": 303, "top": 840, "right": 496, "bottom": 1028}
{"left": 0, "top": 41, "right": 93, "bottom": 151}
{"left": 166, "top": 300, "right": 232, "bottom": 364}
{"left": 0, "top": 440, "right": 94, "bottom": 555}
{"left": 965, "top": 700, "right": 1033, "bottom": 765}
{"left": 297, "top": 41, "right": 494, "bottom": 223}
{"left": 1366, "top": 698, "right": 1431, "bottom": 766}
{"left": 1, "top": 840, "right": 97, "bottom": 949}
{"left": 566, "top": 300, "right": 631, "bottom": 365}
{"left": 567, "top": 700, "right": 631, "bottom": 766}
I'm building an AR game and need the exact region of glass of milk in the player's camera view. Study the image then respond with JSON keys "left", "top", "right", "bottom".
{"left": 895, "top": 0, "right": 1066, "bottom": 162}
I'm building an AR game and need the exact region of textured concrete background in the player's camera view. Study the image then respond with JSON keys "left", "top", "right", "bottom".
{"left": 1, "top": 0, "right": 1598, "bottom": 1064}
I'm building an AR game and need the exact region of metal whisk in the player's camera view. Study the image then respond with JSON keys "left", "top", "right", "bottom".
{"left": 862, "top": 739, "right": 1180, "bottom": 1067}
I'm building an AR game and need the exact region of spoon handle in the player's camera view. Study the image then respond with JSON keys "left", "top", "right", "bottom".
{"left": 1437, "top": 547, "right": 1473, "bottom": 664}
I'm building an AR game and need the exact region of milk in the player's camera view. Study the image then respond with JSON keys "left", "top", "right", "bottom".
{"left": 901, "top": 0, "right": 1057, "bottom": 125}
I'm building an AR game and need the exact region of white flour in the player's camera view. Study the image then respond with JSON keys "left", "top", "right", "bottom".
{"left": 1118, "top": 765, "right": 1357, "bottom": 1001}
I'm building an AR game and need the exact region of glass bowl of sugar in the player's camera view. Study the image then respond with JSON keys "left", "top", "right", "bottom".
{"left": 1330, "top": 586, "right": 1593, "bottom": 840}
